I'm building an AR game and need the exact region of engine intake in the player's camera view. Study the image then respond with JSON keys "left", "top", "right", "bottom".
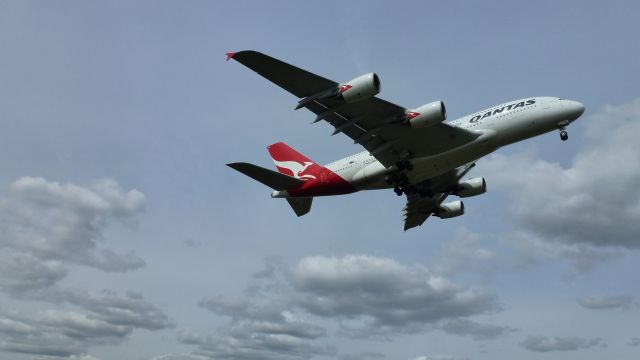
{"left": 338, "top": 73, "right": 381, "bottom": 103}
{"left": 456, "top": 177, "right": 486, "bottom": 198}
{"left": 436, "top": 200, "right": 464, "bottom": 219}
{"left": 406, "top": 101, "right": 447, "bottom": 128}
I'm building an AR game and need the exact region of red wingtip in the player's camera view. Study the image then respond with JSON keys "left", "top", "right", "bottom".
{"left": 225, "top": 52, "right": 235, "bottom": 61}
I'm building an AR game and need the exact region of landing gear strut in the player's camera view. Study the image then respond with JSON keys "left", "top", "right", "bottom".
{"left": 396, "top": 160, "right": 413, "bottom": 171}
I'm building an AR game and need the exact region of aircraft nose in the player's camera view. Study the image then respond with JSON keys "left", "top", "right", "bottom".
{"left": 564, "top": 99, "right": 585, "bottom": 119}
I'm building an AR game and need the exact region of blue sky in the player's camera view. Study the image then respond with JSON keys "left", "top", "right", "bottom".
{"left": 1, "top": 1, "right": 640, "bottom": 359}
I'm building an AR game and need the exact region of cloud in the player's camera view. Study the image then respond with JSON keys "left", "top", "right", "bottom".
{"left": 408, "top": 355, "right": 466, "bottom": 360}
{"left": 482, "top": 98, "right": 640, "bottom": 269}
{"left": 339, "top": 352, "right": 385, "bottom": 360}
{"left": 191, "top": 296, "right": 333, "bottom": 360}
{"left": 0, "top": 177, "right": 146, "bottom": 280}
{"left": 0, "top": 289, "right": 171, "bottom": 357}
{"left": 628, "top": 337, "right": 640, "bottom": 347}
{"left": 187, "top": 254, "right": 504, "bottom": 359}
{"left": 149, "top": 354, "right": 208, "bottom": 360}
{"left": 0, "top": 177, "right": 170, "bottom": 358}
{"left": 577, "top": 295, "right": 635, "bottom": 310}
{"left": 291, "top": 255, "right": 497, "bottom": 334}
{"left": 437, "top": 319, "right": 516, "bottom": 340}
{"left": 520, "top": 336, "right": 605, "bottom": 352}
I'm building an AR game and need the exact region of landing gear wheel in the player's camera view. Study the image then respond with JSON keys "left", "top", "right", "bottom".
{"left": 560, "top": 129, "right": 568, "bottom": 141}
{"left": 405, "top": 162, "right": 414, "bottom": 171}
{"left": 394, "top": 187, "right": 403, "bottom": 196}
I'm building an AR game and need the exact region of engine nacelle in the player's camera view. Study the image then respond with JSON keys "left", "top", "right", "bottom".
{"left": 456, "top": 177, "right": 487, "bottom": 198}
{"left": 406, "top": 101, "right": 447, "bottom": 128}
{"left": 436, "top": 200, "right": 464, "bottom": 219}
{"left": 338, "top": 73, "right": 381, "bottom": 103}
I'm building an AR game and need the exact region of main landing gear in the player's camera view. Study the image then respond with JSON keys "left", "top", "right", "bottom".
{"left": 386, "top": 161, "right": 433, "bottom": 198}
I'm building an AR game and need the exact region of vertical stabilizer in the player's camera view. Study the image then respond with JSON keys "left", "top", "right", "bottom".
{"left": 267, "top": 142, "right": 322, "bottom": 180}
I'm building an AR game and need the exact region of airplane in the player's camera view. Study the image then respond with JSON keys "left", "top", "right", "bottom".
{"left": 225, "top": 51, "right": 585, "bottom": 230}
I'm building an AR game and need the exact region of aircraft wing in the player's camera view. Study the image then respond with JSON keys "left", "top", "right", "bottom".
{"left": 403, "top": 163, "right": 476, "bottom": 230}
{"left": 228, "top": 50, "right": 480, "bottom": 167}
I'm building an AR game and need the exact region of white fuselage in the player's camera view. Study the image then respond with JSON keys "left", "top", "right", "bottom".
{"left": 324, "top": 97, "right": 584, "bottom": 190}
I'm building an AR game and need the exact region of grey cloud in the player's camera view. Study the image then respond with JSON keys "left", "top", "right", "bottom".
{"left": 198, "top": 295, "right": 252, "bottom": 319}
{"left": 628, "top": 337, "right": 640, "bottom": 346}
{"left": 0, "top": 250, "right": 66, "bottom": 294}
{"left": 188, "top": 255, "right": 502, "bottom": 358}
{"left": 0, "top": 177, "right": 168, "bottom": 358}
{"left": 578, "top": 295, "right": 635, "bottom": 310}
{"left": 192, "top": 296, "right": 332, "bottom": 360}
{"left": 0, "top": 311, "right": 104, "bottom": 357}
{"left": 408, "top": 355, "right": 466, "bottom": 360}
{"left": 47, "top": 288, "right": 172, "bottom": 331}
{"left": 150, "top": 354, "right": 208, "bottom": 360}
{"left": 0, "top": 177, "right": 146, "bottom": 276}
{"left": 437, "top": 319, "right": 516, "bottom": 340}
{"left": 0, "top": 288, "right": 171, "bottom": 357}
{"left": 32, "top": 356, "right": 102, "bottom": 360}
{"left": 291, "top": 255, "right": 497, "bottom": 333}
{"left": 483, "top": 98, "right": 640, "bottom": 252}
{"left": 179, "top": 323, "right": 335, "bottom": 360}
{"left": 520, "top": 336, "right": 605, "bottom": 352}
{"left": 339, "top": 351, "right": 385, "bottom": 360}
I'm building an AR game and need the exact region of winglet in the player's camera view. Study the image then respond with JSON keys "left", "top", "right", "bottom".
{"left": 225, "top": 52, "right": 236, "bottom": 61}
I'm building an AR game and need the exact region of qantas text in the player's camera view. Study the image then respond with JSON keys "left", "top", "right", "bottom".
{"left": 469, "top": 99, "right": 536, "bottom": 123}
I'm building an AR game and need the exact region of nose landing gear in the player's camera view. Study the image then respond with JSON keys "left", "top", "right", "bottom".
{"left": 558, "top": 120, "right": 570, "bottom": 141}
{"left": 559, "top": 129, "right": 568, "bottom": 141}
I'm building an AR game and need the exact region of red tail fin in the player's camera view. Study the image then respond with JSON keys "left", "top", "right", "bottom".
{"left": 267, "top": 142, "right": 322, "bottom": 180}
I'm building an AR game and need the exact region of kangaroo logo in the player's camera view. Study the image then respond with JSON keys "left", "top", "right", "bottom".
{"left": 273, "top": 160, "right": 317, "bottom": 180}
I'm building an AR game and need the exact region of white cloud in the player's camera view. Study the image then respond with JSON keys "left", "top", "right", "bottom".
{"left": 291, "top": 255, "right": 497, "bottom": 333}
{"left": 0, "top": 289, "right": 171, "bottom": 357}
{"left": 520, "top": 336, "right": 605, "bottom": 352}
{"left": 482, "top": 98, "right": 640, "bottom": 269}
{"left": 1, "top": 177, "right": 146, "bottom": 276}
{"left": 0, "top": 177, "right": 170, "bottom": 358}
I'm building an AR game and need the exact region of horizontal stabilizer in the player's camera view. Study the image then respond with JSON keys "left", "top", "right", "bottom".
{"left": 227, "top": 162, "right": 304, "bottom": 190}
{"left": 286, "top": 197, "right": 313, "bottom": 217}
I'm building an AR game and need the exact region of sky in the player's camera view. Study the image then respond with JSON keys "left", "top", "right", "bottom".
{"left": 0, "top": 1, "right": 640, "bottom": 359}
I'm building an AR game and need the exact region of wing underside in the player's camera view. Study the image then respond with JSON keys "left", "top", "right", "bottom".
{"left": 229, "top": 50, "right": 479, "bottom": 168}
{"left": 402, "top": 163, "right": 476, "bottom": 230}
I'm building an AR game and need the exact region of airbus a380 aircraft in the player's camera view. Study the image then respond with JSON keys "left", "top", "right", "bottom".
{"left": 226, "top": 51, "right": 585, "bottom": 230}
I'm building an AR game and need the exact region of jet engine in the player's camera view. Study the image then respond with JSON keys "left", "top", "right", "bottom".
{"left": 296, "top": 73, "right": 381, "bottom": 110}
{"left": 436, "top": 200, "right": 464, "bottom": 219}
{"left": 338, "top": 73, "right": 381, "bottom": 103}
{"left": 455, "top": 177, "right": 487, "bottom": 198}
{"left": 405, "top": 101, "right": 447, "bottom": 128}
